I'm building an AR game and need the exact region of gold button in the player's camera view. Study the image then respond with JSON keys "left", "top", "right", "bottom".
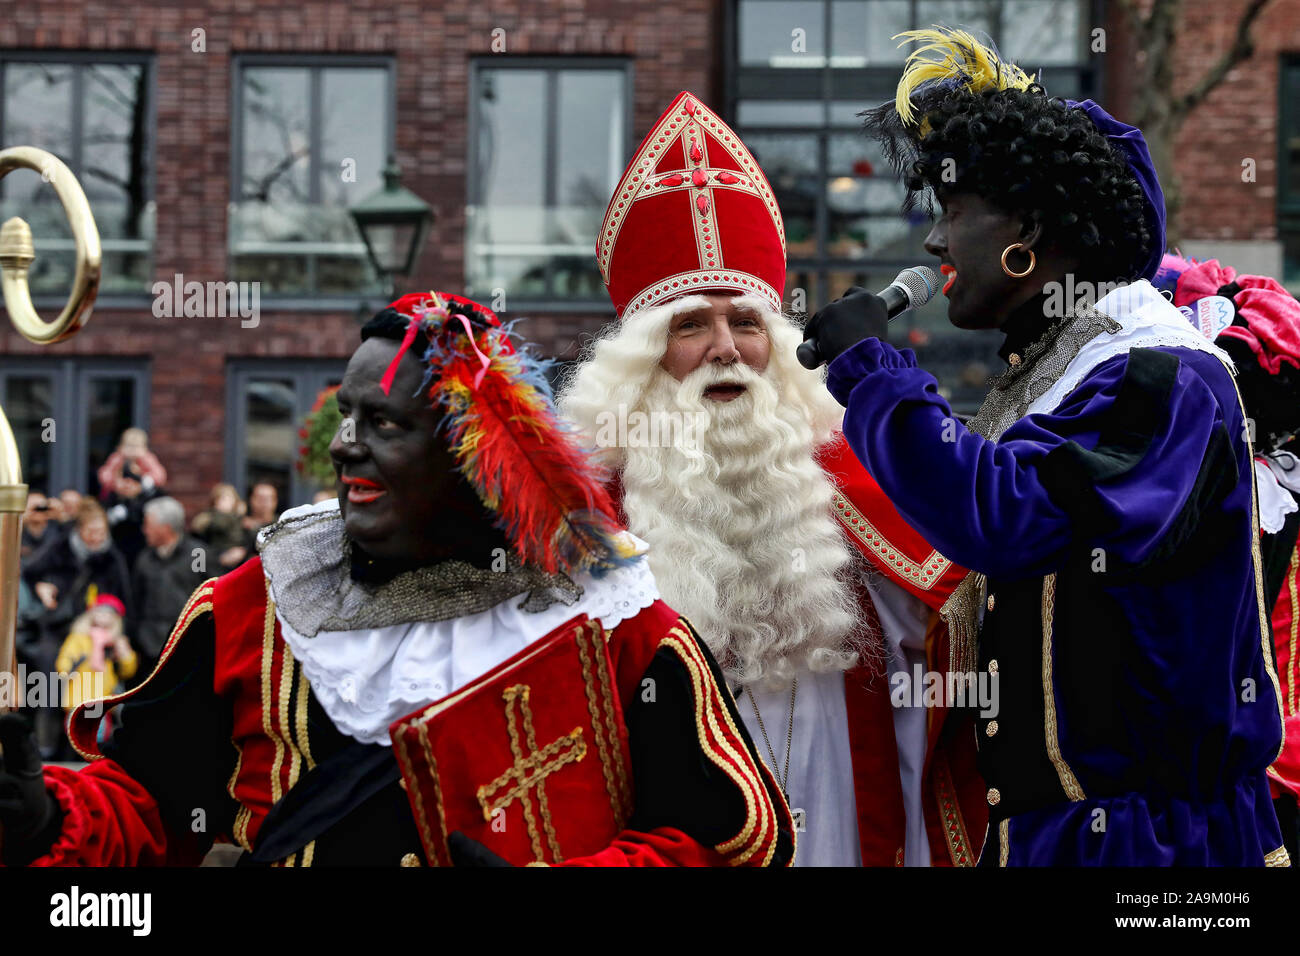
{"left": 986, "top": 594, "right": 995, "bottom": 612}
{"left": 985, "top": 720, "right": 999, "bottom": 737}
{"left": 1008, "top": 353, "right": 1022, "bottom": 366}
{"left": 987, "top": 787, "right": 1001, "bottom": 806}
{"left": 400, "top": 852, "right": 422, "bottom": 867}
{"left": 988, "top": 659, "right": 999, "bottom": 674}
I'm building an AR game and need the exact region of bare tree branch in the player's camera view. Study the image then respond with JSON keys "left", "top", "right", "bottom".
{"left": 1173, "top": 0, "right": 1274, "bottom": 119}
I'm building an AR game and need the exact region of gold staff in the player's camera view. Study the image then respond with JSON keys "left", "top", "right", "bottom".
{"left": 0, "top": 145, "right": 101, "bottom": 714}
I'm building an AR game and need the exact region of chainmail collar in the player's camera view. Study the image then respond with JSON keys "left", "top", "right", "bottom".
{"left": 257, "top": 500, "right": 582, "bottom": 637}
{"left": 967, "top": 305, "right": 1122, "bottom": 440}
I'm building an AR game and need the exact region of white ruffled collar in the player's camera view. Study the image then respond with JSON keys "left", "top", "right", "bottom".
{"left": 267, "top": 527, "right": 660, "bottom": 745}
{"left": 1028, "top": 279, "right": 1233, "bottom": 418}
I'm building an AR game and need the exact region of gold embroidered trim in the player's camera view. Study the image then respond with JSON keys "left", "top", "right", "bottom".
{"left": 1265, "top": 845, "right": 1291, "bottom": 867}
{"left": 295, "top": 665, "right": 316, "bottom": 772}
{"left": 662, "top": 627, "right": 776, "bottom": 866}
{"left": 233, "top": 806, "right": 252, "bottom": 852}
{"left": 939, "top": 570, "right": 985, "bottom": 677}
{"left": 396, "top": 725, "right": 439, "bottom": 866}
{"left": 278, "top": 651, "right": 302, "bottom": 795}
{"left": 597, "top": 95, "right": 785, "bottom": 284}
{"left": 476, "top": 685, "right": 586, "bottom": 864}
{"left": 933, "top": 751, "right": 973, "bottom": 866}
{"left": 575, "top": 622, "right": 629, "bottom": 828}
{"left": 624, "top": 268, "right": 782, "bottom": 319}
{"left": 998, "top": 819, "right": 1010, "bottom": 867}
{"left": 833, "top": 492, "right": 954, "bottom": 590}
{"left": 1041, "top": 574, "right": 1086, "bottom": 801}
{"left": 588, "top": 623, "right": 633, "bottom": 818}
{"left": 1222, "top": 360, "right": 1288, "bottom": 758}
{"left": 260, "top": 596, "right": 285, "bottom": 806}
{"left": 1288, "top": 547, "right": 1299, "bottom": 716}
{"left": 301, "top": 840, "right": 315, "bottom": 867}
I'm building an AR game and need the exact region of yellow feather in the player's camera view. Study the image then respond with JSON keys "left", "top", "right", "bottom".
{"left": 893, "top": 27, "right": 1033, "bottom": 127}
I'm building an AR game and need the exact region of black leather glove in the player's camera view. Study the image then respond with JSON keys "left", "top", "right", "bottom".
{"left": 448, "top": 830, "right": 514, "bottom": 867}
{"left": 802, "top": 287, "right": 891, "bottom": 367}
{"left": 0, "top": 712, "right": 61, "bottom": 866}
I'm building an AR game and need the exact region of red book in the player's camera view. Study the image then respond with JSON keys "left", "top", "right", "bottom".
{"left": 389, "top": 614, "right": 634, "bottom": 866}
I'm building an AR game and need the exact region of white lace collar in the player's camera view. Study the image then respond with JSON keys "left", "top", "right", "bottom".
{"left": 1027, "top": 279, "right": 1234, "bottom": 418}
{"left": 267, "top": 528, "right": 660, "bottom": 745}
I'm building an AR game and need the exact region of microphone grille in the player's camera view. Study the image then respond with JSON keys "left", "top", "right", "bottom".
{"left": 892, "top": 266, "right": 941, "bottom": 309}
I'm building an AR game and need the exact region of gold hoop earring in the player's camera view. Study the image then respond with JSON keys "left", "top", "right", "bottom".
{"left": 1001, "top": 243, "right": 1036, "bottom": 278}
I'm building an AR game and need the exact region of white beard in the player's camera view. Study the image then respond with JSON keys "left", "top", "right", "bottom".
{"left": 621, "top": 360, "right": 867, "bottom": 689}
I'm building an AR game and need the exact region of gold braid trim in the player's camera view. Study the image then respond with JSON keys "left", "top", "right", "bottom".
{"left": 589, "top": 624, "right": 633, "bottom": 818}
{"left": 933, "top": 750, "right": 973, "bottom": 866}
{"left": 294, "top": 665, "right": 316, "bottom": 772}
{"left": 1287, "top": 546, "right": 1299, "bottom": 716}
{"left": 1041, "top": 574, "right": 1086, "bottom": 801}
{"left": 1221, "top": 357, "right": 1288, "bottom": 759}
{"left": 259, "top": 596, "right": 284, "bottom": 806}
{"left": 516, "top": 685, "right": 572, "bottom": 863}
{"left": 575, "top": 622, "right": 628, "bottom": 828}
{"left": 998, "top": 819, "right": 1010, "bottom": 867}
{"left": 392, "top": 724, "right": 439, "bottom": 866}
{"left": 501, "top": 686, "right": 544, "bottom": 862}
{"left": 1265, "top": 845, "right": 1291, "bottom": 867}
{"left": 940, "top": 570, "right": 985, "bottom": 677}
{"left": 661, "top": 627, "right": 775, "bottom": 866}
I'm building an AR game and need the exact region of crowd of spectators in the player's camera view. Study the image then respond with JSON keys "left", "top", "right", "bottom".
{"left": 15, "top": 428, "right": 290, "bottom": 760}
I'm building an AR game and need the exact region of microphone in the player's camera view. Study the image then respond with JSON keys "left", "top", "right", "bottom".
{"left": 796, "top": 265, "right": 941, "bottom": 369}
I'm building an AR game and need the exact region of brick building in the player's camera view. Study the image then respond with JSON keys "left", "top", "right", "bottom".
{"left": 0, "top": 0, "right": 1296, "bottom": 517}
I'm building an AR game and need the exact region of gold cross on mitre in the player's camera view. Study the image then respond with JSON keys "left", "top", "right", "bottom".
{"left": 475, "top": 684, "right": 587, "bottom": 864}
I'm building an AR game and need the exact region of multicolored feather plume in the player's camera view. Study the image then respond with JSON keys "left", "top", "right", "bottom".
{"left": 394, "top": 291, "right": 633, "bottom": 577}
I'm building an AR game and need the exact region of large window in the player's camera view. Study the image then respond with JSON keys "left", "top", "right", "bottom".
{"left": 231, "top": 56, "right": 394, "bottom": 297}
{"left": 467, "top": 59, "right": 632, "bottom": 306}
{"left": 0, "top": 54, "right": 154, "bottom": 296}
{"left": 225, "top": 360, "right": 347, "bottom": 511}
{"left": 1280, "top": 57, "right": 1300, "bottom": 290}
{"left": 730, "top": 0, "right": 1099, "bottom": 411}
{"left": 0, "top": 359, "right": 150, "bottom": 498}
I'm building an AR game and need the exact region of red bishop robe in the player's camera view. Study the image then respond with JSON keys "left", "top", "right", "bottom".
{"left": 16, "top": 556, "right": 794, "bottom": 867}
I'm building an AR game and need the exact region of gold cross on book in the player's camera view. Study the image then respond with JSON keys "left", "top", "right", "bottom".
{"left": 475, "top": 684, "right": 587, "bottom": 864}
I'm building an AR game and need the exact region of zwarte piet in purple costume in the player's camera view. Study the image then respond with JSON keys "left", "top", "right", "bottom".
{"left": 803, "top": 27, "right": 1289, "bottom": 866}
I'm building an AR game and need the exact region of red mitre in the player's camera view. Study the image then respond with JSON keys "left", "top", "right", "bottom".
{"left": 598, "top": 91, "right": 787, "bottom": 319}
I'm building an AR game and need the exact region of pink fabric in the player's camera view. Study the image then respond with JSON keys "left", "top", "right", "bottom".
{"left": 1217, "top": 277, "right": 1300, "bottom": 374}
{"left": 1172, "top": 258, "right": 1236, "bottom": 307}
{"left": 1175, "top": 260, "right": 1300, "bottom": 375}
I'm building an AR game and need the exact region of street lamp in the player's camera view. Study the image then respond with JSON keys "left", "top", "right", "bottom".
{"left": 349, "top": 155, "right": 434, "bottom": 303}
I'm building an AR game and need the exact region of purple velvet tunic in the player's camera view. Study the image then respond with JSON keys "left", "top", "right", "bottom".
{"left": 828, "top": 337, "right": 1287, "bottom": 865}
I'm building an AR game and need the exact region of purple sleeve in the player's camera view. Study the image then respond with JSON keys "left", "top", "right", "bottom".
{"left": 826, "top": 338, "right": 1235, "bottom": 579}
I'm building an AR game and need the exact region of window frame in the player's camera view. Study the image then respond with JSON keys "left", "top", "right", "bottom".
{"left": 224, "top": 358, "right": 349, "bottom": 510}
{"left": 229, "top": 53, "right": 398, "bottom": 303}
{"left": 465, "top": 55, "right": 635, "bottom": 313}
{"left": 725, "top": 0, "right": 1104, "bottom": 412}
{"left": 0, "top": 49, "right": 157, "bottom": 309}
{"left": 0, "top": 356, "right": 151, "bottom": 497}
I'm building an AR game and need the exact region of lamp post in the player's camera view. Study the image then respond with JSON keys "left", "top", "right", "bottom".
{"left": 348, "top": 156, "right": 434, "bottom": 304}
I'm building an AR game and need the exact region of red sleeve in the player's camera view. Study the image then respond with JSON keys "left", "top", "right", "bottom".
{"left": 23, "top": 761, "right": 200, "bottom": 867}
